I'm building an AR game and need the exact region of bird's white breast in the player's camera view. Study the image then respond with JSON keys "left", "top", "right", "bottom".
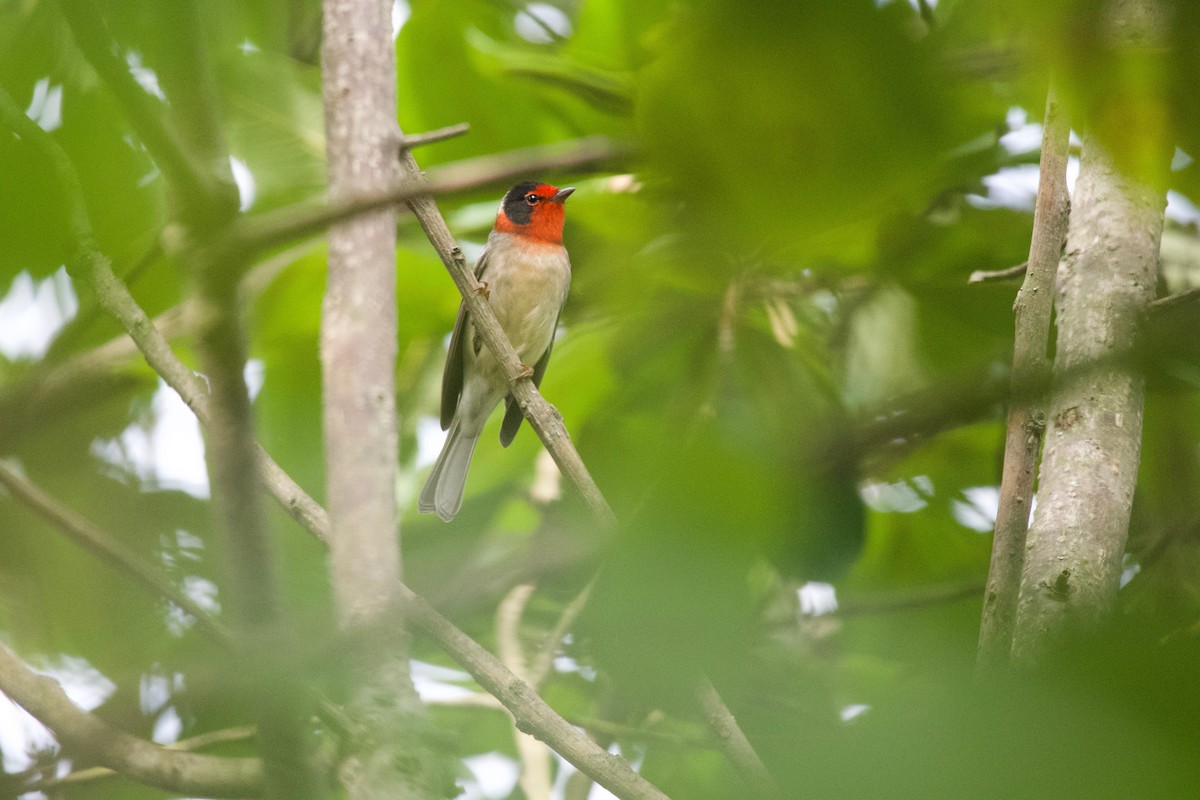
{"left": 482, "top": 232, "right": 571, "bottom": 364}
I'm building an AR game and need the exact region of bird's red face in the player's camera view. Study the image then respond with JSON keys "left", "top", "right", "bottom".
{"left": 494, "top": 182, "right": 575, "bottom": 245}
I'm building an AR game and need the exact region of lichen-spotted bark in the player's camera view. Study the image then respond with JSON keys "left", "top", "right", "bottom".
{"left": 320, "top": 0, "right": 445, "bottom": 796}
{"left": 1011, "top": 135, "right": 1167, "bottom": 663}
{"left": 1010, "top": 0, "right": 1171, "bottom": 665}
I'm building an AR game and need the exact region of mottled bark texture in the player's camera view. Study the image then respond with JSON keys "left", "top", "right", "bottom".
{"left": 1010, "top": 0, "right": 1171, "bottom": 665}
{"left": 320, "top": 0, "right": 444, "bottom": 796}
{"left": 1011, "top": 136, "right": 1166, "bottom": 662}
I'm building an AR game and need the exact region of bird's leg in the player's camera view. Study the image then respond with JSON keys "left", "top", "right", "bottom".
{"left": 515, "top": 363, "right": 535, "bottom": 380}
{"left": 476, "top": 281, "right": 490, "bottom": 300}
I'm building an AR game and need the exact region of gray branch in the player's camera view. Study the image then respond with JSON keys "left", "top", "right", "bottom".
{"left": 397, "top": 584, "right": 670, "bottom": 800}
{"left": 221, "top": 135, "right": 626, "bottom": 267}
{"left": 977, "top": 88, "right": 1070, "bottom": 672}
{"left": 20, "top": 727, "right": 256, "bottom": 794}
{"left": 397, "top": 122, "right": 471, "bottom": 151}
{"left": 0, "top": 642, "right": 262, "bottom": 797}
{"left": 320, "top": 0, "right": 442, "bottom": 796}
{"left": 1010, "top": 0, "right": 1171, "bottom": 665}
{"left": 968, "top": 261, "right": 1028, "bottom": 284}
{"left": 1011, "top": 135, "right": 1167, "bottom": 663}
{"left": 147, "top": 6, "right": 320, "bottom": 795}
{"left": 697, "top": 678, "right": 782, "bottom": 799}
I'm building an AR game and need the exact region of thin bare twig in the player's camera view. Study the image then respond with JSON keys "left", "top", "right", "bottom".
{"left": 398, "top": 122, "right": 470, "bottom": 151}
{"left": 977, "top": 88, "right": 1070, "bottom": 672}
{"left": 225, "top": 135, "right": 627, "bottom": 263}
{"left": 528, "top": 578, "right": 596, "bottom": 688}
{"left": 496, "top": 585, "right": 537, "bottom": 683}
{"left": 397, "top": 583, "right": 669, "bottom": 800}
{"left": 969, "top": 261, "right": 1029, "bottom": 284}
{"left": 1150, "top": 285, "right": 1200, "bottom": 314}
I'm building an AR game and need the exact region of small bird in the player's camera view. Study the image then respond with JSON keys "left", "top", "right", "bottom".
{"left": 419, "top": 181, "right": 574, "bottom": 522}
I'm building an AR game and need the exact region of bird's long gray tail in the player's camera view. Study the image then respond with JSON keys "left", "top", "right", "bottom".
{"left": 418, "top": 420, "right": 482, "bottom": 522}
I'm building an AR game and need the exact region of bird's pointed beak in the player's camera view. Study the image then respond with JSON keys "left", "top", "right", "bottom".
{"left": 552, "top": 187, "right": 575, "bottom": 203}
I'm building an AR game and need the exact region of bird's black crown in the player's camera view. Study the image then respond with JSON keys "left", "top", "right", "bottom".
{"left": 501, "top": 181, "right": 543, "bottom": 225}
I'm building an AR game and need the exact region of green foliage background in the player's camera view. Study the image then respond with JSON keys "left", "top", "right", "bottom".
{"left": 1, "top": 0, "right": 1199, "bottom": 797}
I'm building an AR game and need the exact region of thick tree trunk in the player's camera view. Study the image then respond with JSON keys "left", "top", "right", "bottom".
{"left": 320, "top": 1, "right": 442, "bottom": 796}
{"left": 1011, "top": 136, "right": 1166, "bottom": 663}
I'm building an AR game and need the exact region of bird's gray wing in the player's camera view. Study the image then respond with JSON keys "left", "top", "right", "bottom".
{"left": 439, "top": 303, "right": 468, "bottom": 430}
{"left": 439, "top": 247, "right": 494, "bottom": 429}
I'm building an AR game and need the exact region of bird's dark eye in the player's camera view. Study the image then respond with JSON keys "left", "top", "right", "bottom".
{"left": 524, "top": 193, "right": 540, "bottom": 206}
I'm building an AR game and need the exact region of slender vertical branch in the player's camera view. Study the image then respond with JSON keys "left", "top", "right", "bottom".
{"left": 320, "top": 0, "right": 404, "bottom": 637}
{"left": 976, "top": 88, "right": 1071, "bottom": 671}
{"left": 496, "top": 585, "right": 553, "bottom": 800}
{"left": 320, "top": 0, "right": 444, "bottom": 796}
{"left": 528, "top": 578, "right": 596, "bottom": 687}
{"left": 130, "top": 3, "right": 319, "bottom": 796}
{"left": 697, "top": 678, "right": 782, "bottom": 799}
{"left": 193, "top": 265, "right": 322, "bottom": 800}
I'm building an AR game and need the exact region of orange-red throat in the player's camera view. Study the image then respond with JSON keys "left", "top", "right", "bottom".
{"left": 494, "top": 182, "right": 575, "bottom": 245}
